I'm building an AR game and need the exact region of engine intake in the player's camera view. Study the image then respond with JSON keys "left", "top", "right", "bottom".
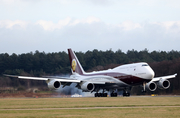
{"left": 145, "top": 82, "right": 157, "bottom": 91}
{"left": 157, "top": 79, "right": 170, "bottom": 89}
{"left": 81, "top": 82, "right": 95, "bottom": 92}
{"left": 48, "top": 80, "right": 61, "bottom": 89}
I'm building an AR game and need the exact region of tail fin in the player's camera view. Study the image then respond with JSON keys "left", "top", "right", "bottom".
{"left": 68, "top": 48, "right": 85, "bottom": 75}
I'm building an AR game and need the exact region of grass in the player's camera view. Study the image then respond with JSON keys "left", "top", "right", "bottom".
{"left": 0, "top": 96, "right": 180, "bottom": 117}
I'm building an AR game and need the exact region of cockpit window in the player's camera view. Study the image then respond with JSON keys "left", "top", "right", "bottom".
{"left": 142, "top": 64, "right": 148, "bottom": 66}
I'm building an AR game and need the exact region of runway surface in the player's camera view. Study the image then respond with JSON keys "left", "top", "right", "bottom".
{"left": 0, "top": 105, "right": 180, "bottom": 111}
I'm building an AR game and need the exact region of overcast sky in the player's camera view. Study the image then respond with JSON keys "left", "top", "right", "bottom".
{"left": 0, "top": 0, "right": 180, "bottom": 54}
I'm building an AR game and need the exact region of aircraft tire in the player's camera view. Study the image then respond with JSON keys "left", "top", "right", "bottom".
{"left": 111, "top": 93, "right": 117, "bottom": 97}
{"left": 104, "top": 93, "right": 107, "bottom": 97}
{"left": 95, "top": 93, "right": 98, "bottom": 97}
{"left": 99, "top": 93, "right": 102, "bottom": 97}
{"left": 123, "top": 92, "right": 130, "bottom": 97}
{"left": 102, "top": 93, "right": 107, "bottom": 97}
{"left": 95, "top": 93, "right": 108, "bottom": 97}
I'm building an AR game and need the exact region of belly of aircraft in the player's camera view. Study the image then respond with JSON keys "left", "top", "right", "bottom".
{"left": 116, "top": 75, "right": 151, "bottom": 86}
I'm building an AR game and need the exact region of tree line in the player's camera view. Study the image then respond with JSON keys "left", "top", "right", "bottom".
{"left": 0, "top": 49, "right": 180, "bottom": 95}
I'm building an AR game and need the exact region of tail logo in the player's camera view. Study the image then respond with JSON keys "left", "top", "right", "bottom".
{"left": 72, "top": 59, "right": 76, "bottom": 72}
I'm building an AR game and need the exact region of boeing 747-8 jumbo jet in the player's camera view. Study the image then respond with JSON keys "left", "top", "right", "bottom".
{"left": 5, "top": 49, "right": 177, "bottom": 97}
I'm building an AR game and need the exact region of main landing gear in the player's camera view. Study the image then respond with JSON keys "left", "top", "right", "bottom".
{"left": 123, "top": 91, "right": 130, "bottom": 97}
{"left": 111, "top": 92, "right": 117, "bottom": 97}
{"left": 94, "top": 89, "right": 131, "bottom": 97}
{"left": 123, "top": 89, "right": 131, "bottom": 97}
{"left": 94, "top": 89, "right": 108, "bottom": 97}
{"left": 94, "top": 92, "right": 118, "bottom": 97}
{"left": 94, "top": 93, "right": 107, "bottom": 97}
{"left": 94, "top": 91, "right": 119, "bottom": 97}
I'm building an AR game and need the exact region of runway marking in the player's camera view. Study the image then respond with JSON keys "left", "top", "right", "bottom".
{"left": 1, "top": 106, "right": 180, "bottom": 110}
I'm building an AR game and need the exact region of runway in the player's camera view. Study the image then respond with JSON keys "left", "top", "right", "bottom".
{"left": 0, "top": 105, "right": 180, "bottom": 111}
{"left": 0, "top": 96, "right": 180, "bottom": 118}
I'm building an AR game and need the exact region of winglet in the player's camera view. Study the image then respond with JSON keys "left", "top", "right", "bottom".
{"left": 68, "top": 49, "right": 85, "bottom": 75}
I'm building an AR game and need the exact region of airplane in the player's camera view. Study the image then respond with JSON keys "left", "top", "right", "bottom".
{"left": 4, "top": 48, "right": 177, "bottom": 97}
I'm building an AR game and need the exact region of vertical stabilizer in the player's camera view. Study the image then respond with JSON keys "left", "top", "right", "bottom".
{"left": 68, "top": 49, "right": 85, "bottom": 75}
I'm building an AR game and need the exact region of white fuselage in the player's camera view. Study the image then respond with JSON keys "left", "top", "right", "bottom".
{"left": 70, "top": 62, "right": 155, "bottom": 88}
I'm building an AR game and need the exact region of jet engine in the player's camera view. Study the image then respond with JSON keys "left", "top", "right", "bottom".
{"left": 81, "top": 82, "right": 95, "bottom": 92}
{"left": 145, "top": 81, "right": 157, "bottom": 91}
{"left": 157, "top": 79, "right": 170, "bottom": 89}
{"left": 47, "top": 80, "right": 61, "bottom": 90}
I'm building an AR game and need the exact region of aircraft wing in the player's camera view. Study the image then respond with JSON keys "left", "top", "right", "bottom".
{"left": 3, "top": 74, "right": 81, "bottom": 83}
{"left": 151, "top": 73, "right": 177, "bottom": 82}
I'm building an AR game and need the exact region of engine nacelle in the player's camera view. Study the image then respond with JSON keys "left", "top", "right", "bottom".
{"left": 47, "top": 80, "right": 61, "bottom": 90}
{"left": 81, "top": 82, "right": 95, "bottom": 92}
{"left": 157, "top": 79, "right": 170, "bottom": 89}
{"left": 145, "top": 82, "right": 157, "bottom": 91}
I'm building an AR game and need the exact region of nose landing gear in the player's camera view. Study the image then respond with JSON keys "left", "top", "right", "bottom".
{"left": 142, "top": 82, "right": 146, "bottom": 93}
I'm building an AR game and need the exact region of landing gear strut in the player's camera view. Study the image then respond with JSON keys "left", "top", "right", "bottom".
{"left": 142, "top": 82, "right": 146, "bottom": 93}
{"left": 94, "top": 89, "right": 108, "bottom": 97}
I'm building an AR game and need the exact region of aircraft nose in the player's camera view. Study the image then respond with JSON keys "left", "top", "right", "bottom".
{"left": 148, "top": 69, "right": 155, "bottom": 79}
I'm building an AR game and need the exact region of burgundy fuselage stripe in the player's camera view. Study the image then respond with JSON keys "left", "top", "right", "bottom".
{"left": 80, "top": 72, "right": 150, "bottom": 85}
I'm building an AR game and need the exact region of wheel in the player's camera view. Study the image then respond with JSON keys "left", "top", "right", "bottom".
{"left": 111, "top": 93, "right": 117, "bottom": 97}
{"left": 123, "top": 92, "right": 130, "bottom": 97}
{"left": 104, "top": 93, "right": 107, "bottom": 97}
{"left": 114, "top": 93, "right": 117, "bottom": 97}
{"left": 95, "top": 93, "right": 98, "bottom": 97}
{"left": 99, "top": 93, "right": 102, "bottom": 97}
{"left": 102, "top": 93, "right": 107, "bottom": 97}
